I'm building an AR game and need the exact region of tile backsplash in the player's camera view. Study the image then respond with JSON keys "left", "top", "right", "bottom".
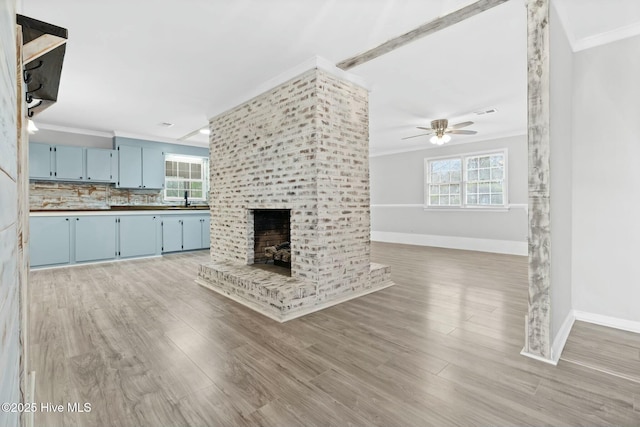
{"left": 29, "top": 181, "right": 206, "bottom": 210}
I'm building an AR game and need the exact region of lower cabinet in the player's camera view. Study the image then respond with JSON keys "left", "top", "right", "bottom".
{"left": 119, "top": 215, "right": 158, "bottom": 258}
{"left": 30, "top": 212, "right": 206, "bottom": 268}
{"left": 75, "top": 216, "right": 117, "bottom": 262}
{"left": 162, "top": 215, "right": 209, "bottom": 253}
{"left": 30, "top": 217, "right": 71, "bottom": 267}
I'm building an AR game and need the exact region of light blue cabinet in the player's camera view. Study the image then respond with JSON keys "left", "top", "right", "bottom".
{"left": 118, "top": 145, "right": 142, "bottom": 188}
{"left": 142, "top": 148, "right": 165, "bottom": 189}
{"left": 162, "top": 217, "right": 183, "bottom": 252}
{"left": 29, "top": 143, "right": 85, "bottom": 181}
{"left": 29, "top": 142, "right": 53, "bottom": 179}
{"left": 162, "top": 215, "right": 209, "bottom": 253}
{"left": 202, "top": 216, "right": 210, "bottom": 249}
{"left": 75, "top": 216, "right": 117, "bottom": 262}
{"left": 118, "top": 145, "right": 164, "bottom": 189}
{"left": 119, "top": 215, "right": 158, "bottom": 258}
{"left": 183, "top": 217, "right": 202, "bottom": 251}
{"left": 86, "top": 148, "right": 116, "bottom": 182}
{"left": 30, "top": 217, "right": 71, "bottom": 267}
{"left": 55, "top": 145, "right": 84, "bottom": 180}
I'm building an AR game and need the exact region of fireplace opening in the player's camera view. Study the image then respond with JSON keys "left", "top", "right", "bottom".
{"left": 253, "top": 209, "right": 291, "bottom": 273}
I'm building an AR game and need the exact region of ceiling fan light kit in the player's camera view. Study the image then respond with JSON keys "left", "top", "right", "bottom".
{"left": 402, "top": 118, "right": 478, "bottom": 144}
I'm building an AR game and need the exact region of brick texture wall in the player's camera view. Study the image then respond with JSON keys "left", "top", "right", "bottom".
{"left": 208, "top": 68, "right": 372, "bottom": 301}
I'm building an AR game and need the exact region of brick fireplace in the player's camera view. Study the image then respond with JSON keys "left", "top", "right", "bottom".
{"left": 196, "top": 63, "right": 392, "bottom": 322}
{"left": 252, "top": 209, "right": 290, "bottom": 266}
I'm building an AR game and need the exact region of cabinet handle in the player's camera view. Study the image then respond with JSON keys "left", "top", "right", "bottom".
{"left": 76, "top": 218, "right": 79, "bottom": 221}
{"left": 65, "top": 218, "right": 69, "bottom": 221}
{"left": 143, "top": 185, "right": 146, "bottom": 188}
{"left": 88, "top": 177, "right": 91, "bottom": 180}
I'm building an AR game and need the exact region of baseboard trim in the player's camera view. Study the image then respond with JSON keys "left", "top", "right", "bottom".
{"left": 371, "top": 231, "right": 527, "bottom": 256}
{"left": 574, "top": 310, "right": 640, "bottom": 334}
{"left": 520, "top": 348, "right": 558, "bottom": 366}
{"left": 195, "top": 278, "right": 395, "bottom": 323}
{"left": 551, "top": 311, "right": 576, "bottom": 363}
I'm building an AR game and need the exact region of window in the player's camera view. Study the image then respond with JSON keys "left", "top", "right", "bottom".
{"left": 425, "top": 150, "right": 507, "bottom": 208}
{"left": 164, "top": 154, "right": 208, "bottom": 201}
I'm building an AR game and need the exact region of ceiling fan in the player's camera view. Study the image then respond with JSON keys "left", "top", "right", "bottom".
{"left": 402, "top": 119, "right": 477, "bottom": 145}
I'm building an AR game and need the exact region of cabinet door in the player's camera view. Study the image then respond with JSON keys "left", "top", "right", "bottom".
{"left": 183, "top": 217, "right": 202, "bottom": 251}
{"left": 118, "top": 145, "right": 142, "bottom": 188}
{"left": 29, "top": 142, "right": 52, "bottom": 179}
{"left": 30, "top": 217, "right": 71, "bottom": 267}
{"left": 55, "top": 145, "right": 84, "bottom": 180}
{"left": 201, "top": 216, "right": 210, "bottom": 249}
{"left": 142, "top": 147, "right": 165, "bottom": 189}
{"left": 86, "top": 148, "right": 115, "bottom": 182}
{"left": 75, "top": 216, "right": 117, "bottom": 262}
{"left": 162, "top": 217, "right": 183, "bottom": 253}
{"left": 119, "top": 215, "right": 157, "bottom": 258}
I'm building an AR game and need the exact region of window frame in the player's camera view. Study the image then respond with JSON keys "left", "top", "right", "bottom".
{"left": 163, "top": 154, "right": 209, "bottom": 202}
{"left": 424, "top": 148, "right": 508, "bottom": 211}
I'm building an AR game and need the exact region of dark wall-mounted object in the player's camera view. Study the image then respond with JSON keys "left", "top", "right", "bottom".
{"left": 17, "top": 14, "right": 68, "bottom": 117}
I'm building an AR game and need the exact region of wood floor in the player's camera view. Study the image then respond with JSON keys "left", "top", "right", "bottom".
{"left": 29, "top": 243, "right": 640, "bottom": 426}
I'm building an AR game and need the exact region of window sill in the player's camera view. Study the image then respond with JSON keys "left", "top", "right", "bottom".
{"left": 423, "top": 206, "right": 511, "bottom": 212}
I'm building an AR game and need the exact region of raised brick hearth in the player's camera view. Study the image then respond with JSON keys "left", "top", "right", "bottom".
{"left": 196, "top": 64, "right": 392, "bottom": 322}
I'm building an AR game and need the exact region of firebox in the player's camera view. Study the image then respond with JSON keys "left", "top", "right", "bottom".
{"left": 252, "top": 209, "right": 291, "bottom": 267}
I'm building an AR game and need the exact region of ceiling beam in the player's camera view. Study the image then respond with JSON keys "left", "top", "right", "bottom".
{"left": 336, "top": 0, "right": 510, "bottom": 70}
{"left": 22, "top": 33, "right": 66, "bottom": 64}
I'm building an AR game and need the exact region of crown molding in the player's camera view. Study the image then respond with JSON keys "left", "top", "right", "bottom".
{"left": 573, "top": 21, "right": 640, "bottom": 52}
{"left": 35, "top": 122, "right": 113, "bottom": 138}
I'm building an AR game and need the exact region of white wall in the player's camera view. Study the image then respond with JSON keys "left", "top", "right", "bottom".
{"left": 549, "top": 3, "right": 574, "bottom": 350}
{"left": 370, "top": 135, "right": 528, "bottom": 255}
{"left": 0, "top": 1, "right": 22, "bottom": 426}
{"left": 571, "top": 33, "right": 640, "bottom": 325}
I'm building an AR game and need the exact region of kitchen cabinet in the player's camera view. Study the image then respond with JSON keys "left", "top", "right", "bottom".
{"left": 30, "top": 216, "right": 71, "bottom": 267}
{"left": 162, "top": 215, "right": 209, "bottom": 252}
{"left": 183, "top": 217, "right": 202, "bottom": 251}
{"left": 119, "top": 215, "right": 158, "bottom": 258}
{"left": 55, "top": 145, "right": 84, "bottom": 180}
{"left": 201, "top": 216, "right": 210, "bottom": 249}
{"left": 161, "top": 217, "right": 183, "bottom": 252}
{"left": 28, "top": 142, "right": 84, "bottom": 180}
{"left": 29, "top": 142, "right": 52, "bottom": 179}
{"left": 86, "top": 148, "right": 116, "bottom": 182}
{"left": 118, "top": 145, "right": 164, "bottom": 189}
{"left": 75, "top": 216, "right": 117, "bottom": 262}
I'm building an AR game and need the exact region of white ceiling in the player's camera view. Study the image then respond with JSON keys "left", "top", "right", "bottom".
{"left": 21, "top": 0, "right": 640, "bottom": 156}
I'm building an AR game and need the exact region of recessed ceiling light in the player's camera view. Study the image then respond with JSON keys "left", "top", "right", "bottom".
{"left": 199, "top": 128, "right": 210, "bottom": 135}
{"left": 159, "top": 122, "right": 174, "bottom": 127}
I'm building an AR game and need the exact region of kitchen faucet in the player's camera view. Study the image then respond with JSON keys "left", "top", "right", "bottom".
{"left": 184, "top": 190, "right": 190, "bottom": 207}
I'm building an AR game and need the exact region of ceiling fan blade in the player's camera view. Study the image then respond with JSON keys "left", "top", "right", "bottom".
{"left": 447, "top": 129, "right": 478, "bottom": 135}
{"left": 401, "top": 133, "right": 432, "bottom": 140}
{"left": 416, "top": 126, "right": 433, "bottom": 131}
{"left": 450, "top": 121, "right": 474, "bottom": 129}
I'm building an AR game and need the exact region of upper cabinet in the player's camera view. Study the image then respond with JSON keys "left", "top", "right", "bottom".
{"left": 55, "top": 145, "right": 84, "bottom": 180}
{"left": 29, "top": 142, "right": 84, "bottom": 180}
{"left": 29, "top": 143, "right": 117, "bottom": 183}
{"left": 117, "top": 145, "right": 164, "bottom": 189}
{"left": 86, "top": 148, "right": 117, "bottom": 182}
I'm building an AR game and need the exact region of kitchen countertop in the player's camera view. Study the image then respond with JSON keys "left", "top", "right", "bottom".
{"left": 30, "top": 206, "right": 210, "bottom": 217}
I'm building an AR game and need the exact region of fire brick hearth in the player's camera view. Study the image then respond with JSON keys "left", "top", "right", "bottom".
{"left": 196, "top": 63, "right": 393, "bottom": 322}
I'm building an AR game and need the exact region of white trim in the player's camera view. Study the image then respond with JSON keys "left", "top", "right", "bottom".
{"left": 370, "top": 203, "right": 527, "bottom": 212}
{"left": 371, "top": 231, "right": 527, "bottom": 256}
{"left": 551, "top": 310, "right": 576, "bottom": 363}
{"left": 195, "top": 278, "right": 394, "bottom": 323}
{"left": 574, "top": 310, "right": 640, "bottom": 334}
{"left": 520, "top": 348, "right": 558, "bottom": 366}
{"left": 207, "top": 56, "right": 369, "bottom": 121}
{"left": 113, "top": 130, "right": 208, "bottom": 148}
{"left": 36, "top": 122, "right": 113, "bottom": 138}
{"left": 573, "top": 21, "right": 640, "bottom": 53}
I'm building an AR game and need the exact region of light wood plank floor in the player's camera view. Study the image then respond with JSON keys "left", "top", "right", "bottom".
{"left": 29, "top": 243, "right": 640, "bottom": 426}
